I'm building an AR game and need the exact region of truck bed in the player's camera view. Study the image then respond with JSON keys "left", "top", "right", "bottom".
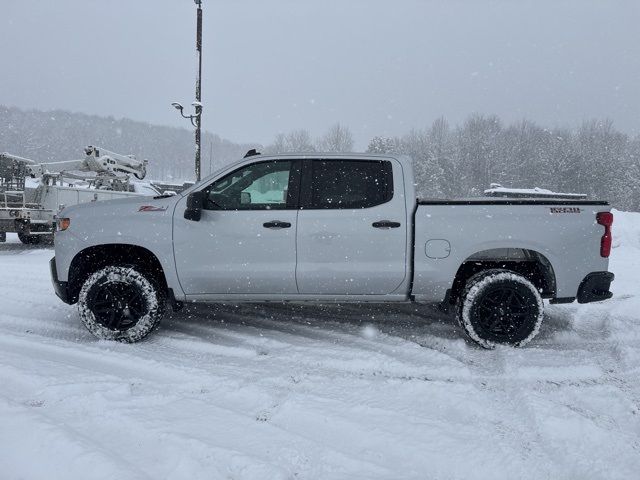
{"left": 418, "top": 197, "right": 609, "bottom": 206}
{"left": 412, "top": 197, "right": 611, "bottom": 303}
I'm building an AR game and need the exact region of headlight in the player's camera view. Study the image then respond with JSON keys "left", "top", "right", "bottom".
{"left": 57, "top": 218, "right": 70, "bottom": 231}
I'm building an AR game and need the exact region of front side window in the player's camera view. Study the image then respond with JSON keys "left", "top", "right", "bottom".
{"left": 204, "top": 161, "right": 292, "bottom": 210}
{"left": 308, "top": 160, "right": 393, "bottom": 209}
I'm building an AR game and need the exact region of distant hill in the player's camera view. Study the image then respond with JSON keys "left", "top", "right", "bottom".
{"left": 0, "top": 105, "right": 256, "bottom": 182}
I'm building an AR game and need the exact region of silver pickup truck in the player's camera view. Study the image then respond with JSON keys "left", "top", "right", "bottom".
{"left": 50, "top": 153, "right": 614, "bottom": 348}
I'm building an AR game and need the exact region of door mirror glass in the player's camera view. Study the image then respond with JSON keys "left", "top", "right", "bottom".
{"left": 184, "top": 191, "right": 204, "bottom": 221}
{"left": 240, "top": 191, "right": 252, "bottom": 205}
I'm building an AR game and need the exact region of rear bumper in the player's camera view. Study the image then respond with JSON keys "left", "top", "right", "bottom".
{"left": 577, "top": 271, "right": 614, "bottom": 304}
{"left": 50, "top": 257, "right": 73, "bottom": 304}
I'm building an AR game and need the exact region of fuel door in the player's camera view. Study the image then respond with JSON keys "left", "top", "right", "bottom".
{"left": 425, "top": 239, "right": 451, "bottom": 259}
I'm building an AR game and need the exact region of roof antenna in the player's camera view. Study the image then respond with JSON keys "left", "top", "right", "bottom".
{"left": 244, "top": 149, "right": 261, "bottom": 158}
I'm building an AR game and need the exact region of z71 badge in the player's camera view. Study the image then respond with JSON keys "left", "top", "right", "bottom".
{"left": 549, "top": 207, "right": 581, "bottom": 214}
{"left": 138, "top": 205, "right": 168, "bottom": 212}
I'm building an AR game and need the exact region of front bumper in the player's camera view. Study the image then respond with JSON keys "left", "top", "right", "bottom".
{"left": 50, "top": 257, "right": 73, "bottom": 304}
{"left": 577, "top": 271, "right": 614, "bottom": 304}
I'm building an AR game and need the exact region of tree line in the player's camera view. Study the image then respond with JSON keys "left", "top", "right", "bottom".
{"left": 0, "top": 105, "right": 252, "bottom": 182}
{"left": 1, "top": 105, "right": 638, "bottom": 210}
{"left": 266, "top": 116, "right": 640, "bottom": 211}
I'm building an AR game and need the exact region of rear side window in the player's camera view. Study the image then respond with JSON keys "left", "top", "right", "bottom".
{"left": 307, "top": 160, "right": 393, "bottom": 209}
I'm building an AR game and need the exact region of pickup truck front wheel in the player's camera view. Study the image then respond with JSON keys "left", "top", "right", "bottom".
{"left": 456, "top": 270, "right": 544, "bottom": 349}
{"left": 77, "top": 266, "right": 166, "bottom": 343}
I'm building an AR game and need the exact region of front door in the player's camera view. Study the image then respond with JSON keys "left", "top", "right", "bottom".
{"left": 174, "top": 159, "right": 301, "bottom": 295}
{"left": 296, "top": 158, "right": 408, "bottom": 295}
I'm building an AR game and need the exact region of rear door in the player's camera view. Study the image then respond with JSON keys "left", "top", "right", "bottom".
{"left": 173, "top": 159, "right": 301, "bottom": 295}
{"left": 295, "top": 158, "right": 408, "bottom": 295}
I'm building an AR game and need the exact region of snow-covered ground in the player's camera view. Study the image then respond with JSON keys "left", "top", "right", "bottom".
{"left": 1, "top": 212, "right": 640, "bottom": 480}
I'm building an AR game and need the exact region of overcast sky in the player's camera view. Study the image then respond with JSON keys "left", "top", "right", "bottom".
{"left": 1, "top": 0, "right": 639, "bottom": 148}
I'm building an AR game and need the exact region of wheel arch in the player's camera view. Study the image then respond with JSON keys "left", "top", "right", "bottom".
{"left": 447, "top": 248, "right": 556, "bottom": 305}
{"left": 67, "top": 243, "right": 168, "bottom": 304}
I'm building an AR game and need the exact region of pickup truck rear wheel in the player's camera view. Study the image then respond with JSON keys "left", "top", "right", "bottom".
{"left": 77, "top": 266, "right": 166, "bottom": 343}
{"left": 456, "top": 269, "right": 544, "bottom": 349}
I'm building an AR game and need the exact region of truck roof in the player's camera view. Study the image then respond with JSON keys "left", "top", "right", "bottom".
{"left": 242, "top": 152, "right": 414, "bottom": 170}
{"left": 252, "top": 152, "right": 408, "bottom": 160}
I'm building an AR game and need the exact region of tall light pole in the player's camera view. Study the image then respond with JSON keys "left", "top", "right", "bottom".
{"left": 194, "top": 0, "right": 203, "bottom": 182}
{"left": 172, "top": 0, "right": 204, "bottom": 182}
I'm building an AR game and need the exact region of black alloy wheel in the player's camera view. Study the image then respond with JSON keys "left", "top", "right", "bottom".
{"left": 471, "top": 284, "right": 536, "bottom": 343}
{"left": 78, "top": 266, "right": 166, "bottom": 342}
{"left": 457, "top": 269, "right": 544, "bottom": 348}
{"left": 88, "top": 280, "right": 148, "bottom": 331}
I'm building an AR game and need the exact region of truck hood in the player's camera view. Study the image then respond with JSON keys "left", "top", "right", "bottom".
{"left": 59, "top": 194, "right": 180, "bottom": 219}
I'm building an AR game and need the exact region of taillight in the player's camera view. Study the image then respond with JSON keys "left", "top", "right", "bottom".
{"left": 596, "top": 212, "right": 613, "bottom": 258}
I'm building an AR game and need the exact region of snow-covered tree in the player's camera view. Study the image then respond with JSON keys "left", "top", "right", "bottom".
{"left": 456, "top": 114, "right": 502, "bottom": 195}
{"left": 316, "top": 123, "right": 354, "bottom": 152}
{"left": 366, "top": 136, "right": 398, "bottom": 154}
{"left": 264, "top": 129, "right": 315, "bottom": 153}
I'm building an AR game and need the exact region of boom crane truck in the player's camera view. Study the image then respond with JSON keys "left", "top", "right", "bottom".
{"left": 1, "top": 146, "right": 155, "bottom": 244}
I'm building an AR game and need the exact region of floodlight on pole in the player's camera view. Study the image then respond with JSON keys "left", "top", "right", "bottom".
{"left": 171, "top": 101, "right": 200, "bottom": 128}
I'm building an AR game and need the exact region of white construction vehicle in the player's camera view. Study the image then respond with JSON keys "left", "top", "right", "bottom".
{"left": 1, "top": 146, "right": 157, "bottom": 244}
{"left": 27, "top": 146, "right": 147, "bottom": 181}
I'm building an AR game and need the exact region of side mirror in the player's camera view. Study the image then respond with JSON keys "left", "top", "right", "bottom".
{"left": 240, "top": 191, "right": 251, "bottom": 205}
{"left": 184, "top": 191, "right": 204, "bottom": 221}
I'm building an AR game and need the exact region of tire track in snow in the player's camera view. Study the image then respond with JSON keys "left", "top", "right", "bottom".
{"left": 0, "top": 331, "right": 217, "bottom": 385}
{"left": 205, "top": 306, "right": 470, "bottom": 372}
{"left": 0, "top": 396, "right": 155, "bottom": 480}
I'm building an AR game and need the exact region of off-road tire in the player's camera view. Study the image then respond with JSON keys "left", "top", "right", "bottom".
{"left": 78, "top": 266, "right": 166, "bottom": 343}
{"left": 456, "top": 269, "right": 544, "bottom": 349}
